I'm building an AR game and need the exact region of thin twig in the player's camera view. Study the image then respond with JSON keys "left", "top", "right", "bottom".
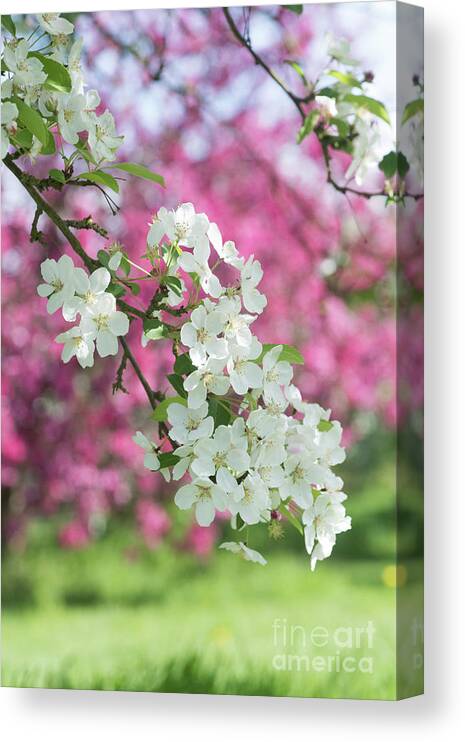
{"left": 65, "top": 216, "right": 109, "bottom": 238}
{"left": 223, "top": 7, "right": 307, "bottom": 121}
{"left": 30, "top": 206, "right": 46, "bottom": 246}
{"left": 112, "top": 346, "right": 129, "bottom": 395}
{"left": 119, "top": 337, "right": 160, "bottom": 410}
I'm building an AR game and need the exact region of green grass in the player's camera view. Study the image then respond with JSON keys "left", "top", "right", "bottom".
{"left": 1, "top": 521, "right": 422, "bottom": 699}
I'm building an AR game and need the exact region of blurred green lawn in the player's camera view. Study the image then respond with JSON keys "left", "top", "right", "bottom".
{"left": 1, "top": 436, "right": 423, "bottom": 699}
{"left": 1, "top": 523, "right": 421, "bottom": 700}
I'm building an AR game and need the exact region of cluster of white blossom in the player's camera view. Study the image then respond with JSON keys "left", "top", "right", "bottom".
{"left": 133, "top": 203, "right": 351, "bottom": 569}
{"left": 311, "top": 35, "right": 385, "bottom": 186}
{"left": 1, "top": 13, "right": 122, "bottom": 162}
{"left": 37, "top": 255, "right": 129, "bottom": 366}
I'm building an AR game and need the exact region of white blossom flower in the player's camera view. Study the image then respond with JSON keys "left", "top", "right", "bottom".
{"left": 178, "top": 242, "right": 223, "bottom": 298}
{"left": 247, "top": 391, "right": 289, "bottom": 439}
{"left": 227, "top": 338, "right": 263, "bottom": 395}
{"left": 50, "top": 34, "right": 70, "bottom": 64}
{"left": 262, "top": 345, "right": 293, "bottom": 399}
{"left": 79, "top": 293, "right": 129, "bottom": 357}
{"left": 246, "top": 405, "right": 282, "bottom": 442}
{"left": 254, "top": 464, "right": 285, "bottom": 490}
{"left": 191, "top": 422, "right": 250, "bottom": 479}
{"left": 253, "top": 432, "right": 287, "bottom": 468}
{"left": 4, "top": 39, "right": 47, "bottom": 87}
{"left": 87, "top": 110, "right": 123, "bottom": 162}
{"left": 345, "top": 114, "right": 383, "bottom": 186}
{"left": 167, "top": 401, "right": 214, "bottom": 445}
{"left": 171, "top": 444, "right": 194, "bottom": 480}
{"left": 219, "top": 541, "right": 267, "bottom": 565}
{"left": 215, "top": 296, "right": 257, "bottom": 349}
{"left": 37, "top": 13, "right": 74, "bottom": 36}
{"left": 226, "top": 471, "right": 271, "bottom": 525}
{"left": 106, "top": 242, "right": 124, "bottom": 271}
{"left": 57, "top": 92, "right": 85, "bottom": 144}
{"left": 240, "top": 256, "right": 267, "bottom": 314}
{"left": 1, "top": 78, "right": 13, "bottom": 101}
{"left": 280, "top": 454, "right": 328, "bottom": 508}
{"left": 55, "top": 326, "right": 94, "bottom": 368}
{"left": 302, "top": 492, "right": 351, "bottom": 570}
{"left": 183, "top": 357, "right": 229, "bottom": 409}
{"left": 286, "top": 385, "right": 331, "bottom": 427}
{"left": 326, "top": 34, "right": 360, "bottom": 66}
{"left": 207, "top": 222, "right": 240, "bottom": 265}
{"left": 68, "top": 38, "right": 84, "bottom": 91}
{"left": 315, "top": 95, "right": 338, "bottom": 120}
{"left": 132, "top": 431, "right": 160, "bottom": 471}
{"left": 1, "top": 101, "right": 18, "bottom": 159}
{"left": 37, "top": 255, "right": 78, "bottom": 315}
{"left": 147, "top": 208, "right": 168, "bottom": 248}
{"left": 148, "top": 203, "right": 211, "bottom": 254}
{"left": 63, "top": 267, "right": 111, "bottom": 321}
{"left": 314, "top": 421, "right": 346, "bottom": 466}
{"left": 174, "top": 478, "right": 226, "bottom": 526}
{"left": 180, "top": 304, "right": 228, "bottom": 367}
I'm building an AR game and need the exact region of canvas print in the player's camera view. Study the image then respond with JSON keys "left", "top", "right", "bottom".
{"left": 1, "top": 2, "right": 424, "bottom": 700}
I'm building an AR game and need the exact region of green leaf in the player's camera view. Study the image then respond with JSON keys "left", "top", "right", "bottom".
{"left": 317, "top": 420, "right": 333, "bottom": 432}
{"left": 49, "top": 168, "right": 65, "bottom": 184}
{"left": 162, "top": 274, "right": 183, "bottom": 296}
{"left": 317, "top": 87, "right": 338, "bottom": 99}
{"left": 29, "top": 52, "right": 72, "bottom": 93}
{"left": 208, "top": 397, "right": 232, "bottom": 428}
{"left": 278, "top": 504, "right": 303, "bottom": 535}
{"left": 128, "top": 282, "right": 140, "bottom": 296}
{"left": 152, "top": 396, "right": 186, "bottom": 422}
{"left": 158, "top": 452, "right": 180, "bottom": 468}
{"left": 40, "top": 128, "right": 56, "bottom": 155}
{"left": 284, "top": 59, "right": 308, "bottom": 85}
{"left": 401, "top": 98, "right": 423, "bottom": 125}
{"left": 297, "top": 109, "right": 320, "bottom": 144}
{"left": 110, "top": 162, "right": 165, "bottom": 187}
{"left": 79, "top": 170, "right": 119, "bottom": 193}
{"left": 11, "top": 128, "right": 33, "bottom": 150}
{"left": 397, "top": 151, "right": 410, "bottom": 178}
{"left": 330, "top": 117, "right": 350, "bottom": 138}
{"left": 14, "top": 98, "right": 49, "bottom": 146}
{"left": 378, "top": 151, "right": 398, "bottom": 179}
{"left": 328, "top": 70, "right": 362, "bottom": 89}
{"left": 258, "top": 343, "right": 304, "bottom": 365}
{"left": 120, "top": 255, "right": 131, "bottom": 276}
{"left": 344, "top": 93, "right": 390, "bottom": 125}
{"left": 174, "top": 352, "right": 195, "bottom": 376}
{"left": 282, "top": 4, "right": 303, "bottom": 14}
{"left": 143, "top": 317, "right": 162, "bottom": 333}
{"left": 1, "top": 15, "right": 16, "bottom": 35}
{"left": 145, "top": 325, "right": 169, "bottom": 341}
{"left": 143, "top": 318, "right": 169, "bottom": 340}
{"left": 97, "top": 250, "right": 110, "bottom": 268}
{"left": 106, "top": 283, "right": 126, "bottom": 298}
{"left": 378, "top": 150, "right": 410, "bottom": 179}
{"left": 74, "top": 139, "right": 97, "bottom": 165}
{"left": 167, "top": 373, "right": 187, "bottom": 398}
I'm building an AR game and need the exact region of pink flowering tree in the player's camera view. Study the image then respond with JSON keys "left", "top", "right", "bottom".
{"left": 1, "top": 8, "right": 423, "bottom": 565}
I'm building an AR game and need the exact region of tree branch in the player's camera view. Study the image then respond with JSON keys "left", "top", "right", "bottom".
{"left": 223, "top": 7, "right": 307, "bottom": 121}
{"left": 4, "top": 153, "right": 162, "bottom": 411}
{"left": 5, "top": 154, "right": 98, "bottom": 272}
